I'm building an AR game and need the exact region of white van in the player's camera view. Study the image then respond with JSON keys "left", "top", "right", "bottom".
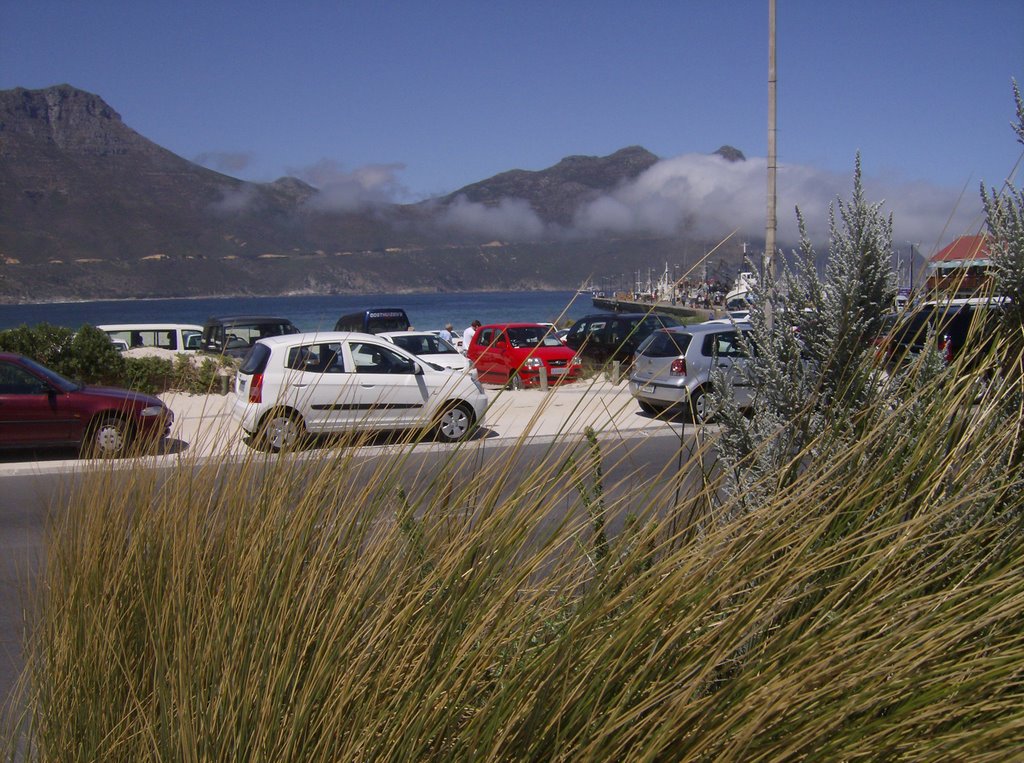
{"left": 98, "top": 324, "right": 204, "bottom": 353}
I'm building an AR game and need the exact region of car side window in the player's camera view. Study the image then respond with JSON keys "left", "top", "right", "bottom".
{"left": 478, "top": 328, "right": 494, "bottom": 346}
{"left": 566, "top": 321, "right": 587, "bottom": 342}
{"left": 286, "top": 344, "right": 322, "bottom": 372}
{"left": 350, "top": 343, "right": 416, "bottom": 374}
{"left": 286, "top": 342, "right": 346, "bottom": 373}
{"left": 608, "top": 319, "right": 626, "bottom": 345}
{"left": 323, "top": 344, "right": 346, "bottom": 373}
{"left": 703, "top": 332, "right": 743, "bottom": 357}
{"left": 0, "top": 363, "right": 48, "bottom": 395}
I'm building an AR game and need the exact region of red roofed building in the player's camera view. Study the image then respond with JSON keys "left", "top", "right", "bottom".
{"left": 925, "top": 235, "right": 993, "bottom": 297}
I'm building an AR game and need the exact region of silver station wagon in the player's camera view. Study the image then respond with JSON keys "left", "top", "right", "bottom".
{"left": 628, "top": 321, "right": 754, "bottom": 422}
{"left": 232, "top": 332, "right": 488, "bottom": 451}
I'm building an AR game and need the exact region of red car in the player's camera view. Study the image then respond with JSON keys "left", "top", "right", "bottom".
{"left": 466, "top": 323, "right": 582, "bottom": 389}
{"left": 0, "top": 352, "right": 174, "bottom": 457}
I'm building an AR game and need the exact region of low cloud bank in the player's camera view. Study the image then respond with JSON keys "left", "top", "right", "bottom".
{"left": 207, "top": 150, "right": 984, "bottom": 252}
{"left": 442, "top": 153, "right": 984, "bottom": 251}
{"left": 293, "top": 159, "right": 410, "bottom": 211}
{"left": 436, "top": 197, "right": 547, "bottom": 240}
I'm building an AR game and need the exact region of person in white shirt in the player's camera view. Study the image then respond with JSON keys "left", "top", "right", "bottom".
{"left": 462, "top": 320, "right": 481, "bottom": 355}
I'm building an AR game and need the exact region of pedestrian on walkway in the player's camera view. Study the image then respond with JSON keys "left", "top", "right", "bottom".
{"left": 462, "top": 320, "right": 481, "bottom": 355}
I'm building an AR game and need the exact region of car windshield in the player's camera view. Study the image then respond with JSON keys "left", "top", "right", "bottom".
{"left": 18, "top": 355, "right": 80, "bottom": 392}
{"left": 392, "top": 334, "right": 458, "bottom": 355}
{"left": 506, "top": 327, "right": 563, "bottom": 348}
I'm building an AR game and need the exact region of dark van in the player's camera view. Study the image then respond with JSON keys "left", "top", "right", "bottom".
{"left": 564, "top": 312, "right": 681, "bottom": 366}
{"left": 334, "top": 308, "right": 411, "bottom": 334}
{"left": 202, "top": 315, "right": 300, "bottom": 358}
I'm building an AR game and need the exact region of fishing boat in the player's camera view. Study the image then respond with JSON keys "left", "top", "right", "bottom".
{"left": 724, "top": 271, "right": 757, "bottom": 316}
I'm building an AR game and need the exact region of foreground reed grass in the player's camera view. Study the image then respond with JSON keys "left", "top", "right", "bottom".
{"left": 5, "top": 348, "right": 1024, "bottom": 761}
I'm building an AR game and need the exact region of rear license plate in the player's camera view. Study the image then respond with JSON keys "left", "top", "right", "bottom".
{"left": 642, "top": 384, "right": 655, "bottom": 393}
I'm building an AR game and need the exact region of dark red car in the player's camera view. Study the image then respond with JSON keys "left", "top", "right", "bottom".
{"left": 0, "top": 353, "right": 173, "bottom": 457}
{"left": 466, "top": 323, "right": 582, "bottom": 388}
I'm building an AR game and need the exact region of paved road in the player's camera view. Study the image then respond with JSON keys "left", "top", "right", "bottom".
{"left": 0, "top": 380, "right": 711, "bottom": 724}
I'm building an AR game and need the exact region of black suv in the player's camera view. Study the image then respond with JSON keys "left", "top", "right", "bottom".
{"left": 564, "top": 312, "right": 681, "bottom": 366}
{"left": 202, "top": 315, "right": 300, "bottom": 358}
{"left": 875, "top": 299, "right": 1004, "bottom": 369}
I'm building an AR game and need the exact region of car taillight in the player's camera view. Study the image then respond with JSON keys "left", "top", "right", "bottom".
{"left": 939, "top": 334, "right": 953, "bottom": 364}
{"left": 248, "top": 373, "right": 263, "bottom": 403}
{"left": 670, "top": 358, "right": 686, "bottom": 376}
{"left": 872, "top": 336, "right": 890, "bottom": 361}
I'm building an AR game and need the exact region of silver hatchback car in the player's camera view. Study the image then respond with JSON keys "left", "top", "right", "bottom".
{"left": 628, "top": 321, "right": 754, "bottom": 422}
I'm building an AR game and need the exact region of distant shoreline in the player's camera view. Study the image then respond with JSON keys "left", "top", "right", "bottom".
{"left": 0, "top": 287, "right": 572, "bottom": 308}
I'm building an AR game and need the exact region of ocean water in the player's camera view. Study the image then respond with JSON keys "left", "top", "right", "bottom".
{"left": 0, "top": 290, "right": 599, "bottom": 333}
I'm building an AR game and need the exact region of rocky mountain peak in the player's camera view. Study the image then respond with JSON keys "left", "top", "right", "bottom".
{"left": 714, "top": 145, "right": 746, "bottom": 162}
{"left": 0, "top": 85, "right": 135, "bottom": 155}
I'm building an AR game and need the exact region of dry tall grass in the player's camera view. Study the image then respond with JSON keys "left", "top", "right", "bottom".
{"left": 5, "top": 340, "right": 1024, "bottom": 761}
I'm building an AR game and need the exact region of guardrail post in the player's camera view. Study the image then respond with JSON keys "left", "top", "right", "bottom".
{"left": 539, "top": 366, "right": 549, "bottom": 391}
{"left": 610, "top": 361, "right": 620, "bottom": 385}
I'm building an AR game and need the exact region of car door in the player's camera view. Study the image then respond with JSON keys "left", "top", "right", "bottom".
{"left": 344, "top": 340, "right": 431, "bottom": 429}
{"left": 0, "top": 360, "right": 76, "bottom": 446}
{"left": 278, "top": 341, "right": 363, "bottom": 433}
{"left": 707, "top": 330, "right": 754, "bottom": 406}
{"left": 471, "top": 328, "right": 505, "bottom": 384}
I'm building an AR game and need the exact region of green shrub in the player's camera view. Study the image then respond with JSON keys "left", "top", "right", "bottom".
{"left": 0, "top": 323, "right": 75, "bottom": 368}
{"left": 123, "top": 355, "right": 174, "bottom": 395}
{"left": 59, "top": 325, "right": 127, "bottom": 385}
{"left": 0, "top": 322, "right": 236, "bottom": 393}
{"left": 172, "top": 354, "right": 235, "bottom": 394}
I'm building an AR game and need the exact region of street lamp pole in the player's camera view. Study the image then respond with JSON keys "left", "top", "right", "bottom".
{"left": 764, "top": 0, "right": 777, "bottom": 327}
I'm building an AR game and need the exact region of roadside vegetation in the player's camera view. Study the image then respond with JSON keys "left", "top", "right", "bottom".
{"left": 4, "top": 88, "right": 1024, "bottom": 760}
{"left": 0, "top": 322, "right": 234, "bottom": 394}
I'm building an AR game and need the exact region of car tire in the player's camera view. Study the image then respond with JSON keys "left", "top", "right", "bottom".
{"left": 82, "top": 415, "right": 132, "bottom": 458}
{"left": 435, "top": 402, "right": 475, "bottom": 443}
{"left": 256, "top": 410, "right": 307, "bottom": 452}
{"left": 637, "top": 400, "right": 663, "bottom": 416}
{"left": 687, "top": 386, "right": 714, "bottom": 424}
{"left": 508, "top": 372, "right": 524, "bottom": 390}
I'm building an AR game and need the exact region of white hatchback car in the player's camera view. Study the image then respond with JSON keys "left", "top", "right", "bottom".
{"left": 232, "top": 332, "right": 488, "bottom": 451}
{"left": 378, "top": 331, "right": 470, "bottom": 371}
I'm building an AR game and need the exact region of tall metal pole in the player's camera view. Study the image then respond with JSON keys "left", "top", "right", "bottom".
{"left": 765, "top": 0, "right": 777, "bottom": 326}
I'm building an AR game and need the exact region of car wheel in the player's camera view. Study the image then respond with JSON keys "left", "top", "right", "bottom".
{"left": 256, "top": 410, "right": 307, "bottom": 452}
{"left": 435, "top": 402, "right": 475, "bottom": 443}
{"left": 687, "top": 386, "right": 714, "bottom": 424}
{"left": 82, "top": 415, "right": 131, "bottom": 458}
{"left": 508, "top": 372, "right": 524, "bottom": 390}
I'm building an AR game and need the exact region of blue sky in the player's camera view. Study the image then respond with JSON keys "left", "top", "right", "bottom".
{"left": 2, "top": 0, "right": 1023, "bottom": 249}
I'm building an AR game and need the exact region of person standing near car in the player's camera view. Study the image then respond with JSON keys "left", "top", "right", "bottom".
{"left": 462, "top": 320, "right": 481, "bottom": 355}
{"left": 439, "top": 323, "right": 454, "bottom": 343}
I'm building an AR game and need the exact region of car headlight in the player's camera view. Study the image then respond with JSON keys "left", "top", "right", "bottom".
{"left": 523, "top": 357, "right": 543, "bottom": 367}
{"left": 571, "top": 354, "right": 582, "bottom": 365}
{"left": 140, "top": 405, "right": 166, "bottom": 417}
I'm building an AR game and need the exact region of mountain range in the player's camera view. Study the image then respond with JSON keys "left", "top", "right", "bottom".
{"left": 0, "top": 84, "right": 749, "bottom": 303}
